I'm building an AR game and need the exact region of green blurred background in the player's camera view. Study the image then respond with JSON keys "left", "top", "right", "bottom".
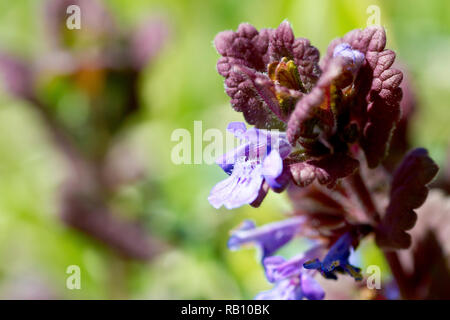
{"left": 0, "top": 0, "right": 449, "bottom": 299}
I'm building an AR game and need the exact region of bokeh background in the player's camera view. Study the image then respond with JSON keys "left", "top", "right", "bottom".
{"left": 0, "top": 0, "right": 449, "bottom": 299}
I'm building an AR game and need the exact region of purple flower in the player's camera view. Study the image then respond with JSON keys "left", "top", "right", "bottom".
{"left": 208, "top": 122, "right": 291, "bottom": 209}
{"left": 303, "top": 232, "right": 362, "bottom": 281}
{"left": 332, "top": 43, "right": 365, "bottom": 76}
{"left": 214, "top": 22, "right": 320, "bottom": 128}
{"left": 257, "top": 249, "right": 325, "bottom": 300}
{"left": 212, "top": 21, "right": 443, "bottom": 300}
{"left": 227, "top": 217, "right": 304, "bottom": 258}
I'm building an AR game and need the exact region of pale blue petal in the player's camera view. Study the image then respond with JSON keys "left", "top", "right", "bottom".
{"left": 208, "top": 160, "right": 264, "bottom": 210}
{"left": 262, "top": 150, "right": 283, "bottom": 189}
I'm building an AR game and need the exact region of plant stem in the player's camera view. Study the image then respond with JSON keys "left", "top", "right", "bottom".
{"left": 31, "top": 98, "right": 155, "bottom": 260}
{"left": 348, "top": 170, "right": 380, "bottom": 224}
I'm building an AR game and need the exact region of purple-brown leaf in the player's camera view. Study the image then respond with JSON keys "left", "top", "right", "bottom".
{"left": 215, "top": 22, "right": 321, "bottom": 128}
{"left": 130, "top": 17, "right": 169, "bottom": 70}
{"left": 376, "top": 148, "right": 439, "bottom": 249}
{"left": 321, "top": 26, "right": 403, "bottom": 168}
{"left": 215, "top": 23, "right": 271, "bottom": 72}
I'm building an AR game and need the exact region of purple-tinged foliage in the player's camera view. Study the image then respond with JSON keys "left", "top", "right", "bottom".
{"left": 289, "top": 153, "right": 359, "bottom": 188}
{"left": 44, "top": 0, "right": 168, "bottom": 71}
{"left": 212, "top": 21, "right": 443, "bottom": 300}
{"left": 287, "top": 183, "right": 352, "bottom": 239}
{"left": 284, "top": 47, "right": 366, "bottom": 187}
{"left": 0, "top": 0, "right": 170, "bottom": 261}
{"left": 209, "top": 122, "right": 291, "bottom": 209}
{"left": 214, "top": 21, "right": 319, "bottom": 129}
{"left": 130, "top": 17, "right": 171, "bottom": 70}
{"left": 268, "top": 21, "right": 321, "bottom": 91}
{"left": 376, "top": 148, "right": 439, "bottom": 249}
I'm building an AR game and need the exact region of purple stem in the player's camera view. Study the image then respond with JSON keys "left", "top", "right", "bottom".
{"left": 348, "top": 170, "right": 410, "bottom": 299}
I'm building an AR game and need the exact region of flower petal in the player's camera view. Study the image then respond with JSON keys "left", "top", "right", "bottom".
{"left": 262, "top": 150, "right": 283, "bottom": 189}
{"left": 217, "top": 57, "right": 285, "bottom": 128}
{"left": 333, "top": 43, "right": 365, "bottom": 76}
{"left": 250, "top": 181, "right": 270, "bottom": 208}
{"left": 301, "top": 273, "right": 325, "bottom": 300}
{"left": 208, "top": 160, "right": 264, "bottom": 209}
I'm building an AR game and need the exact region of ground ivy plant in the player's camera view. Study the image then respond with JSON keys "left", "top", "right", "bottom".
{"left": 208, "top": 21, "right": 439, "bottom": 300}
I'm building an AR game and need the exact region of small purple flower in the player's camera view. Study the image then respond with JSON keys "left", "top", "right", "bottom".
{"left": 333, "top": 43, "right": 365, "bottom": 76}
{"left": 211, "top": 21, "right": 443, "bottom": 300}
{"left": 227, "top": 217, "right": 305, "bottom": 258}
{"left": 257, "top": 250, "right": 325, "bottom": 300}
{"left": 208, "top": 122, "right": 291, "bottom": 209}
{"left": 303, "top": 232, "right": 363, "bottom": 281}
{"left": 264, "top": 246, "right": 321, "bottom": 282}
